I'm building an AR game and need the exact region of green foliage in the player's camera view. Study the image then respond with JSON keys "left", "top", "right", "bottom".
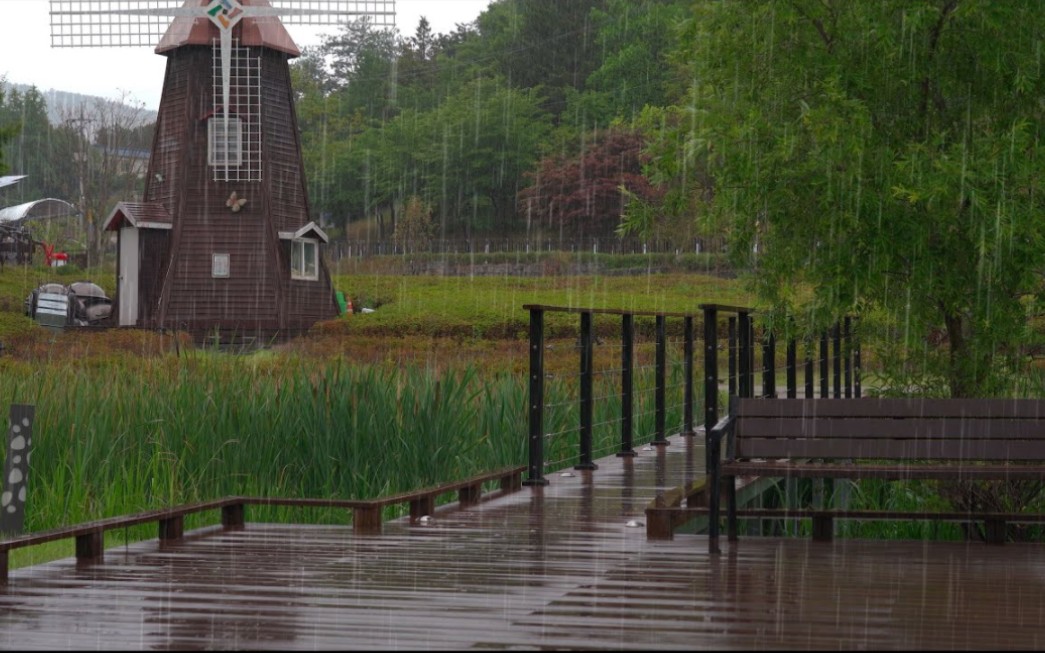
{"left": 638, "top": 0, "right": 1045, "bottom": 397}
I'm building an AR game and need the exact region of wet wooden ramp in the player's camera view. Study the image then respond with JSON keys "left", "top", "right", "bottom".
{"left": 2, "top": 434, "right": 1045, "bottom": 650}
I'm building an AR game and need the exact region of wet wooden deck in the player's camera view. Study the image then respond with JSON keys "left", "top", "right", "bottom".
{"left": 3, "top": 434, "right": 1045, "bottom": 650}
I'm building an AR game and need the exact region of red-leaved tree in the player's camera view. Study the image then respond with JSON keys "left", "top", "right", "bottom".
{"left": 518, "top": 128, "right": 661, "bottom": 241}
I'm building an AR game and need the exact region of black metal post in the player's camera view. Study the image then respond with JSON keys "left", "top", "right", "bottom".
{"left": 653, "top": 314, "right": 668, "bottom": 445}
{"left": 854, "top": 319, "right": 862, "bottom": 398}
{"left": 762, "top": 331, "right": 776, "bottom": 399}
{"left": 576, "top": 311, "right": 597, "bottom": 469}
{"left": 683, "top": 316, "right": 694, "bottom": 436}
{"left": 844, "top": 316, "right": 853, "bottom": 398}
{"left": 618, "top": 313, "right": 636, "bottom": 457}
{"left": 738, "top": 312, "right": 752, "bottom": 398}
{"left": 524, "top": 308, "right": 549, "bottom": 486}
{"left": 703, "top": 306, "right": 718, "bottom": 472}
{"left": 728, "top": 317, "right": 737, "bottom": 398}
{"left": 833, "top": 322, "right": 842, "bottom": 398}
{"left": 820, "top": 330, "right": 829, "bottom": 398}
{"left": 804, "top": 343, "right": 814, "bottom": 399}
{"left": 787, "top": 337, "right": 797, "bottom": 398}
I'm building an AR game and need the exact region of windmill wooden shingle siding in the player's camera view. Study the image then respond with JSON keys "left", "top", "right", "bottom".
{"left": 103, "top": 0, "right": 343, "bottom": 344}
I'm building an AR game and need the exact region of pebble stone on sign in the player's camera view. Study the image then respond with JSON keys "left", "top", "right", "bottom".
{"left": 0, "top": 405, "right": 34, "bottom": 536}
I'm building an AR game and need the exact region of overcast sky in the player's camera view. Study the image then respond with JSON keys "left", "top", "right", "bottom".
{"left": 0, "top": 0, "right": 490, "bottom": 110}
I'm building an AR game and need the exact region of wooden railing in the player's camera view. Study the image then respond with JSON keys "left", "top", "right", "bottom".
{"left": 0, "top": 466, "right": 524, "bottom": 584}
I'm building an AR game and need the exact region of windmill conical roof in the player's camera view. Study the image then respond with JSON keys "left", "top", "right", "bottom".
{"left": 156, "top": 0, "right": 301, "bottom": 57}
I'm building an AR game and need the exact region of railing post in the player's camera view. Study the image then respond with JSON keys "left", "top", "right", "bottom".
{"left": 804, "top": 341, "right": 814, "bottom": 399}
{"left": 525, "top": 307, "right": 549, "bottom": 486}
{"left": 727, "top": 316, "right": 737, "bottom": 398}
{"left": 833, "top": 321, "right": 842, "bottom": 398}
{"left": 683, "top": 316, "right": 694, "bottom": 436}
{"left": 762, "top": 330, "right": 776, "bottom": 399}
{"left": 853, "top": 319, "right": 862, "bottom": 398}
{"left": 653, "top": 314, "right": 669, "bottom": 445}
{"left": 844, "top": 316, "right": 853, "bottom": 398}
{"left": 786, "top": 336, "right": 797, "bottom": 398}
{"left": 738, "top": 312, "right": 752, "bottom": 398}
{"left": 618, "top": 313, "right": 636, "bottom": 457}
{"left": 702, "top": 306, "right": 719, "bottom": 470}
{"left": 576, "top": 311, "right": 597, "bottom": 470}
{"left": 1, "top": 404, "right": 34, "bottom": 537}
{"left": 820, "top": 330, "right": 829, "bottom": 398}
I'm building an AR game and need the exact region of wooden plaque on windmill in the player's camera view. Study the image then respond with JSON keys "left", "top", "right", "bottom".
{"left": 49, "top": 0, "right": 396, "bottom": 346}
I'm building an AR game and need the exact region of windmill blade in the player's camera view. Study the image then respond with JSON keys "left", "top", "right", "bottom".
{"left": 50, "top": 0, "right": 396, "bottom": 48}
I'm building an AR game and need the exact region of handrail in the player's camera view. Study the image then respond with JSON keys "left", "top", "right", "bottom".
{"left": 0, "top": 465, "right": 525, "bottom": 584}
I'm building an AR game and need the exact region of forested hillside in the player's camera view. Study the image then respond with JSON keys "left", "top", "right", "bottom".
{"left": 289, "top": 0, "right": 688, "bottom": 245}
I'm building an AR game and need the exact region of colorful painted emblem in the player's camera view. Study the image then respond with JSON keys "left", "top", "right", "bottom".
{"left": 207, "top": 0, "right": 244, "bottom": 30}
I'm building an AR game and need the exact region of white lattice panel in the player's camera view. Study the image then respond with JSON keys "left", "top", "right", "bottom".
{"left": 212, "top": 39, "right": 262, "bottom": 182}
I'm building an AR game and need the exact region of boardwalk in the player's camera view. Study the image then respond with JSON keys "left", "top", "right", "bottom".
{"left": 2, "top": 434, "right": 1044, "bottom": 650}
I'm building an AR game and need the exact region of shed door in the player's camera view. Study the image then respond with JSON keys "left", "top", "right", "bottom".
{"left": 118, "top": 226, "right": 139, "bottom": 326}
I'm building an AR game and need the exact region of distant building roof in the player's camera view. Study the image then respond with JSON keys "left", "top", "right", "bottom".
{"left": 0, "top": 198, "right": 79, "bottom": 224}
{"left": 156, "top": 0, "right": 301, "bottom": 58}
{"left": 0, "top": 175, "right": 27, "bottom": 189}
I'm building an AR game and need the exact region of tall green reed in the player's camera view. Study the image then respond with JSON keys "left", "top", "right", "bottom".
{"left": 0, "top": 355, "right": 528, "bottom": 532}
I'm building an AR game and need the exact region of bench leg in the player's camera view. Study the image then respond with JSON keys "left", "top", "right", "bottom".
{"left": 726, "top": 475, "right": 738, "bottom": 542}
{"left": 0, "top": 551, "right": 7, "bottom": 585}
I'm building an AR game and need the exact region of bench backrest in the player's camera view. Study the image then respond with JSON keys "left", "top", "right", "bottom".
{"left": 732, "top": 398, "right": 1045, "bottom": 462}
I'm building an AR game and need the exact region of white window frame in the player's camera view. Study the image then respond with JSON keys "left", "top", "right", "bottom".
{"left": 208, "top": 115, "right": 243, "bottom": 167}
{"left": 212, "top": 253, "right": 230, "bottom": 278}
{"left": 290, "top": 239, "right": 319, "bottom": 281}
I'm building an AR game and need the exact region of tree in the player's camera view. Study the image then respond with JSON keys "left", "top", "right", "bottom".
{"left": 629, "top": 1, "right": 1045, "bottom": 398}
{"left": 571, "top": 0, "right": 688, "bottom": 125}
{"left": 519, "top": 127, "right": 661, "bottom": 242}
{"left": 392, "top": 195, "right": 435, "bottom": 253}
{"left": 57, "top": 93, "right": 151, "bottom": 264}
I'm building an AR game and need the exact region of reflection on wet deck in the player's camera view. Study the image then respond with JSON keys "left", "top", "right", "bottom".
{"left": 2, "top": 434, "right": 1044, "bottom": 650}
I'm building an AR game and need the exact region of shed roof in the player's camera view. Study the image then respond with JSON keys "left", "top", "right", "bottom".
{"left": 156, "top": 0, "right": 301, "bottom": 58}
{"left": 0, "top": 198, "right": 79, "bottom": 224}
{"left": 104, "top": 202, "right": 174, "bottom": 231}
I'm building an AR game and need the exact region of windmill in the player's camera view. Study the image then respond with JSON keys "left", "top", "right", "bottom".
{"left": 48, "top": 0, "right": 396, "bottom": 345}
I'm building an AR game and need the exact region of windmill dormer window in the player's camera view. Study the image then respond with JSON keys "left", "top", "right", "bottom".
{"left": 208, "top": 115, "right": 243, "bottom": 167}
{"left": 290, "top": 239, "right": 319, "bottom": 281}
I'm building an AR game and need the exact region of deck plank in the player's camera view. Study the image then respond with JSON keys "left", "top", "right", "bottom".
{"left": 2, "top": 436, "right": 1044, "bottom": 650}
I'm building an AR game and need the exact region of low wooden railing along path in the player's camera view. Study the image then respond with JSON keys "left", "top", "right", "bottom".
{"left": 0, "top": 466, "right": 524, "bottom": 583}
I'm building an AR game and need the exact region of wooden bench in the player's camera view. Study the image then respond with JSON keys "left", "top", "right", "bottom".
{"left": 707, "top": 398, "right": 1045, "bottom": 552}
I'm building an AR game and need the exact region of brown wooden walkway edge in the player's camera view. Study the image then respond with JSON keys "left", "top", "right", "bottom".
{"left": 0, "top": 465, "right": 524, "bottom": 583}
